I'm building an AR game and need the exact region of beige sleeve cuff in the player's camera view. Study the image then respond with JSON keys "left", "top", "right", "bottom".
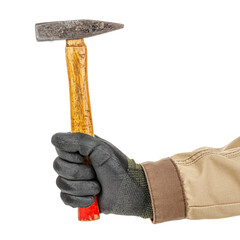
{"left": 141, "top": 158, "right": 186, "bottom": 223}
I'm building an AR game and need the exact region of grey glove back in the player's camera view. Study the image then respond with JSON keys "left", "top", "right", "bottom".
{"left": 52, "top": 132, "right": 153, "bottom": 218}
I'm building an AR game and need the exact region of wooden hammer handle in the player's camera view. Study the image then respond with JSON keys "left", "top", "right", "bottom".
{"left": 65, "top": 39, "right": 100, "bottom": 221}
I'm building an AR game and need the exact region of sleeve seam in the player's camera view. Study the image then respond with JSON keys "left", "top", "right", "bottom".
{"left": 169, "top": 158, "right": 187, "bottom": 218}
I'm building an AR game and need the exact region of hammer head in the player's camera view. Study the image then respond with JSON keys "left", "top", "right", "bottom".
{"left": 35, "top": 19, "right": 124, "bottom": 42}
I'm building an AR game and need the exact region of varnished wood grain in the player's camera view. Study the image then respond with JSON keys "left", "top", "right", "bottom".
{"left": 65, "top": 39, "right": 100, "bottom": 221}
{"left": 66, "top": 39, "right": 94, "bottom": 136}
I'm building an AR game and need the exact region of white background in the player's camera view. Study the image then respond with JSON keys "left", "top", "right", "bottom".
{"left": 0, "top": 0, "right": 239, "bottom": 239}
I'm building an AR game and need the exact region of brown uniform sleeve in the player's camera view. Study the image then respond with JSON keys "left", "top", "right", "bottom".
{"left": 141, "top": 137, "right": 240, "bottom": 224}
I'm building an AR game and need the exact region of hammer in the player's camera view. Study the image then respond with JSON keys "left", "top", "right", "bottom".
{"left": 35, "top": 19, "right": 124, "bottom": 221}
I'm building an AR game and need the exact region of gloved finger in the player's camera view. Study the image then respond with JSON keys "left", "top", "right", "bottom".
{"left": 56, "top": 148, "right": 85, "bottom": 163}
{"left": 60, "top": 192, "right": 95, "bottom": 208}
{"left": 52, "top": 132, "right": 98, "bottom": 156}
{"left": 56, "top": 176, "right": 101, "bottom": 196}
{"left": 53, "top": 157, "right": 96, "bottom": 180}
{"left": 89, "top": 144, "right": 112, "bottom": 167}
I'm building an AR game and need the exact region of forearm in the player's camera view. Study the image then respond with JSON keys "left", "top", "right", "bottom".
{"left": 142, "top": 137, "right": 240, "bottom": 223}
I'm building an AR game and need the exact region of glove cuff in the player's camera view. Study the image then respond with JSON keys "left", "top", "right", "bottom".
{"left": 128, "top": 159, "right": 153, "bottom": 219}
{"left": 112, "top": 158, "right": 153, "bottom": 218}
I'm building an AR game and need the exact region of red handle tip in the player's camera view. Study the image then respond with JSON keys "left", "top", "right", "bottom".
{"left": 78, "top": 196, "right": 100, "bottom": 221}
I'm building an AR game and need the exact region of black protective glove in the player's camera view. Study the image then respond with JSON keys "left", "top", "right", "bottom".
{"left": 52, "top": 132, "right": 153, "bottom": 218}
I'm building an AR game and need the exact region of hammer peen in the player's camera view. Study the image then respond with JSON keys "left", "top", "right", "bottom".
{"left": 35, "top": 19, "right": 124, "bottom": 221}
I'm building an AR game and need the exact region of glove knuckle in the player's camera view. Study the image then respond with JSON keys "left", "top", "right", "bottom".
{"left": 56, "top": 176, "right": 72, "bottom": 192}
{"left": 60, "top": 192, "right": 75, "bottom": 207}
{"left": 53, "top": 157, "right": 61, "bottom": 173}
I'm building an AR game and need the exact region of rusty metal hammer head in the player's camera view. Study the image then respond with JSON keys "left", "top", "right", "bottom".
{"left": 35, "top": 19, "right": 124, "bottom": 41}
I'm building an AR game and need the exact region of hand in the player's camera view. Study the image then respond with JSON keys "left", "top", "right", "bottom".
{"left": 52, "top": 132, "right": 152, "bottom": 218}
